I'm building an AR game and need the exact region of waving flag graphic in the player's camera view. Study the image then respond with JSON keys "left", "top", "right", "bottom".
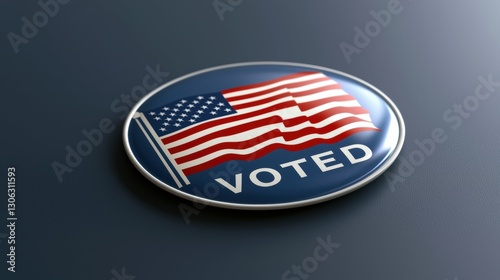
{"left": 134, "top": 72, "right": 379, "bottom": 187}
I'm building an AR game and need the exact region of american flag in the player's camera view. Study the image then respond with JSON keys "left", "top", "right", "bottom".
{"left": 135, "top": 71, "right": 379, "bottom": 186}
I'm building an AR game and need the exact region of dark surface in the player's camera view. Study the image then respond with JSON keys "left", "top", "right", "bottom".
{"left": 1, "top": 1, "right": 499, "bottom": 279}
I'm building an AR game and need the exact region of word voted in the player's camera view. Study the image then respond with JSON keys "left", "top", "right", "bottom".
{"left": 214, "top": 144, "right": 373, "bottom": 193}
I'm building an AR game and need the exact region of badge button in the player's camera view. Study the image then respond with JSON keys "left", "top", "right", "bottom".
{"left": 123, "top": 62, "right": 405, "bottom": 209}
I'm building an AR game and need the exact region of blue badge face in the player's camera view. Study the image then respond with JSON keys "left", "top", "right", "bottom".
{"left": 123, "top": 62, "right": 405, "bottom": 209}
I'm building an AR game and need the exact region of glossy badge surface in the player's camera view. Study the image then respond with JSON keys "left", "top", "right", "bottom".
{"left": 123, "top": 62, "right": 405, "bottom": 210}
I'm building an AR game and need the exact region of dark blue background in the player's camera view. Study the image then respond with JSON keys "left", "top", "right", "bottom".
{"left": 1, "top": 0, "right": 500, "bottom": 279}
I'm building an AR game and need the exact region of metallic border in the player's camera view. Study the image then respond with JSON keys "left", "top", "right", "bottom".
{"left": 123, "top": 62, "right": 406, "bottom": 210}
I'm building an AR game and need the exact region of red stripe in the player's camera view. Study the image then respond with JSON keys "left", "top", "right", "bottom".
{"left": 222, "top": 72, "right": 321, "bottom": 95}
{"left": 225, "top": 76, "right": 332, "bottom": 102}
{"left": 168, "top": 114, "right": 309, "bottom": 154}
{"left": 174, "top": 117, "right": 375, "bottom": 165}
{"left": 182, "top": 127, "right": 380, "bottom": 176}
{"left": 161, "top": 100, "right": 298, "bottom": 144}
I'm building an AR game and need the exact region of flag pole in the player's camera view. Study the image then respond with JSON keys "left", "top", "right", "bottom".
{"left": 139, "top": 113, "right": 190, "bottom": 188}
{"left": 133, "top": 112, "right": 188, "bottom": 187}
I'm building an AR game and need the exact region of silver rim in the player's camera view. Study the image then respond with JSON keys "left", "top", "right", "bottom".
{"left": 122, "top": 61, "right": 406, "bottom": 210}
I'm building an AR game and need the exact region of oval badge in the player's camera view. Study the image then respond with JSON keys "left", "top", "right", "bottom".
{"left": 123, "top": 62, "right": 405, "bottom": 210}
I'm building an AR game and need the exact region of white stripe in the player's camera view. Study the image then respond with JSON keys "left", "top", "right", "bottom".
{"left": 237, "top": 95, "right": 360, "bottom": 116}
{"left": 178, "top": 121, "right": 378, "bottom": 170}
{"left": 223, "top": 73, "right": 329, "bottom": 98}
{"left": 229, "top": 80, "right": 343, "bottom": 106}
{"left": 287, "top": 80, "right": 338, "bottom": 93}
{"left": 172, "top": 112, "right": 373, "bottom": 158}
{"left": 229, "top": 87, "right": 289, "bottom": 106}
{"left": 293, "top": 89, "right": 349, "bottom": 103}
{"left": 301, "top": 100, "right": 363, "bottom": 117}
{"left": 235, "top": 95, "right": 298, "bottom": 113}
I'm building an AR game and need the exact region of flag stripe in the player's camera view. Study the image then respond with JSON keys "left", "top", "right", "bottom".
{"left": 174, "top": 117, "right": 376, "bottom": 165}
{"left": 225, "top": 77, "right": 336, "bottom": 102}
{"left": 168, "top": 114, "right": 309, "bottom": 154}
{"left": 171, "top": 112, "right": 373, "bottom": 158}
{"left": 231, "top": 85, "right": 352, "bottom": 111}
{"left": 228, "top": 87, "right": 289, "bottom": 105}
{"left": 307, "top": 106, "right": 370, "bottom": 124}
{"left": 222, "top": 72, "right": 325, "bottom": 97}
{"left": 299, "top": 98, "right": 361, "bottom": 112}
{"left": 289, "top": 84, "right": 344, "bottom": 98}
{"left": 182, "top": 125, "right": 379, "bottom": 176}
{"left": 232, "top": 91, "right": 293, "bottom": 110}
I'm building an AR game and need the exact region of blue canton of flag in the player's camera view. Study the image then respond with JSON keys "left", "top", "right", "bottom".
{"left": 144, "top": 92, "right": 236, "bottom": 136}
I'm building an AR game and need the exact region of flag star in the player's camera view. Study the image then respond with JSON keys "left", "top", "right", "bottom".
{"left": 184, "top": 108, "right": 190, "bottom": 112}
{"left": 209, "top": 96, "right": 216, "bottom": 100}
{"left": 163, "top": 107, "right": 169, "bottom": 111}
{"left": 201, "top": 105, "right": 208, "bottom": 109}
{"left": 218, "top": 102, "right": 225, "bottom": 106}
{"left": 173, "top": 108, "right": 179, "bottom": 112}
{"left": 214, "top": 106, "right": 220, "bottom": 111}
{"left": 176, "top": 103, "right": 183, "bottom": 107}
{"left": 206, "top": 101, "right": 212, "bottom": 105}
{"left": 197, "top": 110, "right": 203, "bottom": 114}
{"left": 174, "top": 123, "right": 181, "bottom": 127}
{"left": 181, "top": 113, "right": 187, "bottom": 117}
{"left": 162, "top": 122, "right": 168, "bottom": 126}
{"left": 188, "top": 104, "right": 194, "bottom": 108}
{"left": 193, "top": 114, "right": 199, "bottom": 118}
{"left": 170, "top": 112, "right": 176, "bottom": 116}
{"left": 159, "top": 112, "right": 165, "bottom": 116}
{"left": 166, "top": 117, "right": 172, "bottom": 121}
{"left": 154, "top": 117, "right": 161, "bottom": 120}
{"left": 177, "top": 118, "right": 184, "bottom": 122}
{"left": 225, "top": 108, "right": 231, "bottom": 112}
{"left": 193, "top": 100, "right": 199, "bottom": 104}
{"left": 189, "top": 119, "right": 196, "bottom": 123}
{"left": 149, "top": 112, "right": 156, "bottom": 115}
{"left": 197, "top": 96, "right": 204, "bottom": 100}
{"left": 160, "top": 127, "right": 166, "bottom": 131}
{"left": 210, "top": 111, "right": 217, "bottom": 115}
{"left": 181, "top": 99, "right": 187, "bottom": 103}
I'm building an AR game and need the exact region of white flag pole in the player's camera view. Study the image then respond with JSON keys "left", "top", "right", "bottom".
{"left": 133, "top": 112, "right": 190, "bottom": 187}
